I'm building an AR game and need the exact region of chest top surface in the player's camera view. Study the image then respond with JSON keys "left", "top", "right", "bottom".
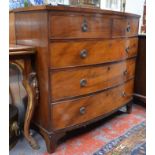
{"left": 11, "top": 5, "right": 140, "bottom": 18}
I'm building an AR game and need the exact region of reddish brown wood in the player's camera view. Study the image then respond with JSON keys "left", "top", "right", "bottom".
{"left": 13, "top": 5, "right": 140, "bottom": 18}
{"left": 126, "top": 102, "right": 132, "bottom": 114}
{"left": 52, "top": 79, "right": 134, "bottom": 130}
{"left": 15, "top": 11, "right": 51, "bottom": 130}
{"left": 49, "top": 13, "right": 112, "bottom": 39}
{"left": 50, "top": 38, "right": 138, "bottom": 68}
{"left": 11, "top": 6, "right": 140, "bottom": 153}
{"left": 9, "top": 44, "right": 35, "bottom": 52}
{"left": 36, "top": 128, "right": 65, "bottom": 153}
{"left": 112, "top": 18, "right": 139, "bottom": 38}
{"left": 51, "top": 59, "right": 136, "bottom": 101}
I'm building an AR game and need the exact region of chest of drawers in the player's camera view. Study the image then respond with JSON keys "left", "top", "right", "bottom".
{"left": 12, "top": 5, "right": 140, "bottom": 153}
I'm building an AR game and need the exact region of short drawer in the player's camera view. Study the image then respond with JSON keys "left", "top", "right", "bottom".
{"left": 49, "top": 38, "right": 138, "bottom": 69}
{"left": 112, "top": 18, "right": 139, "bottom": 37}
{"left": 52, "top": 79, "right": 134, "bottom": 130}
{"left": 49, "top": 14, "right": 111, "bottom": 39}
{"left": 51, "top": 58, "right": 136, "bottom": 101}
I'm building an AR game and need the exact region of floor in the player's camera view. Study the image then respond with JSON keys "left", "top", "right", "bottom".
{"left": 10, "top": 104, "right": 146, "bottom": 155}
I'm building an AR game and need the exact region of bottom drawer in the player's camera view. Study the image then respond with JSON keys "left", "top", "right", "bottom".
{"left": 52, "top": 79, "right": 134, "bottom": 130}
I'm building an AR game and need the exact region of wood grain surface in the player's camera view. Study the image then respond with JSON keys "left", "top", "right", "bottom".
{"left": 49, "top": 14, "right": 112, "bottom": 39}
{"left": 52, "top": 79, "right": 134, "bottom": 130}
{"left": 50, "top": 38, "right": 138, "bottom": 68}
{"left": 51, "top": 59, "right": 136, "bottom": 101}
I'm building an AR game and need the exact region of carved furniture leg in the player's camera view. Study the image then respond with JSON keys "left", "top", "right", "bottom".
{"left": 126, "top": 102, "right": 132, "bottom": 114}
{"left": 10, "top": 62, "right": 39, "bottom": 149}
{"left": 22, "top": 73, "right": 40, "bottom": 150}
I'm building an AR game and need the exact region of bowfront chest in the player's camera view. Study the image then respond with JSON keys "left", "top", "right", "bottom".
{"left": 12, "top": 5, "right": 140, "bottom": 153}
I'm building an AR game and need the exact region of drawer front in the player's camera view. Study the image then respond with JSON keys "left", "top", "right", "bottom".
{"left": 49, "top": 14, "right": 111, "bottom": 39}
{"left": 52, "top": 79, "right": 134, "bottom": 130}
{"left": 112, "top": 18, "right": 139, "bottom": 37}
{"left": 50, "top": 38, "right": 138, "bottom": 69}
{"left": 51, "top": 58, "right": 136, "bottom": 101}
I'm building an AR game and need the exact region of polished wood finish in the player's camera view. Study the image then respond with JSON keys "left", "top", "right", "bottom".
{"left": 134, "top": 35, "right": 146, "bottom": 103}
{"left": 13, "top": 5, "right": 140, "bottom": 18}
{"left": 52, "top": 79, "right": 134, "bottom": 130}
{"left": 11, "top": 6, "right": 139, "bottom": 153}
{"left": 9, "top": 44, "right": 35, "bottom": 52}
{"left": 9, "top": 45, "right": 39, "bottom": 149}
{"left": 15, "top": 11, "right": 51, "bottom": 130}
{"left": 112, "top": 18, "right": 139, "bottom": 37}
{"left": 51, "top": 59, "right": 136, "bottom": 101}
{"left": 9, "top": 12, "right": 16, "bottom": 44}
{"left": 49, "top": 13, "right": 111, "bottom": 39}
{"left": 50, "top": 38, "right": 138, "bottom": 68}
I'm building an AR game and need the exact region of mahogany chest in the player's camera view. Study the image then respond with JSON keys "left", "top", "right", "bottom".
{"left": 11, "top": 5, "right": 140, "bottom": 153}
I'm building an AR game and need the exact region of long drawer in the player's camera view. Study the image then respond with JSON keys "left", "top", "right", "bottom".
{"left": 51, "top": 58, "right": 136, "bottom": 101}
{"left": 52, "top": 79, "right": 134, "bottom": 130}
{"left": 49, "top": 14, "right": 139, "bottom": 39}
{"left": 49, "top": 13, "right": 111, "bottom": 39}
{"left": 49, "top": 38, "right": 138, "bottom": 69}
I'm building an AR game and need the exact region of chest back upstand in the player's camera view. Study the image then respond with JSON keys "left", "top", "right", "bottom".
{"left": 12, "top": 6, "right": 140, "bottom": 153}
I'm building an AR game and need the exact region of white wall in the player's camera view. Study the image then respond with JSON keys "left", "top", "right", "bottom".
{"left": 64, "top": 0, "right": 69, "bottom": 5}
{"left": 126, "top": 0, "right": 145, "bottom": 33}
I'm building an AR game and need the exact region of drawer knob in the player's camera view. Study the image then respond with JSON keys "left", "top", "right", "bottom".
{"left": 81, "top": 18, "right": 88, "bottom": 32}
{"left": 80, "top": 107, "right": 86, "bottom": 115}
{"left": 121, "top": 91, "right": 126, "bottom": 97}
{"left": 126, "top": 25, "right": 131, "bottom": 32}
{"left": 80, "top": 79, "right": 87, "bottom": 87}
{"left": 124, "top": 70, "right": 128, "bottom": 75}
{"left": 82, "top": 24, "right": 88, "bottom": 32}
{"left": 125, "top": 47, "right": 130, "bottom": 53}
{"left": 80, "top": 49, "right": 88, "bottom": 59}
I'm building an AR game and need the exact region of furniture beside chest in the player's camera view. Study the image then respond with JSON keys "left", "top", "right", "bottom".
{"left": 9, "top": 44, "right": 39, "bottom": 149}
{"left": 12, "top": 6, "right": 140, "bottom": 153}
{"left": 134, "top": 35, "right": 146, "bottom": 103}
